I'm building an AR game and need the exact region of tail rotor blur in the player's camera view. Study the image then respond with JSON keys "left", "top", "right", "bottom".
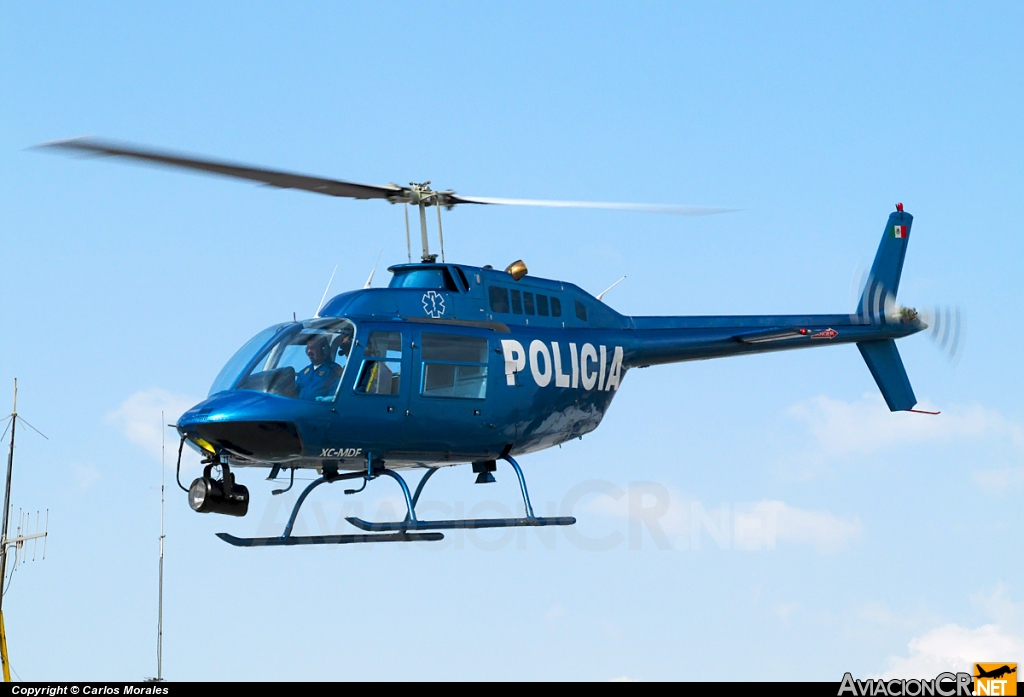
{"left": 920, "top": 305, "right": 965, "bottom": 363}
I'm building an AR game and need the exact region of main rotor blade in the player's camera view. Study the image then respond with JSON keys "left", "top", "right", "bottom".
{"left": 36, "top": 137, "right": 403, "bottom": 200}
{"left": 446, "top": 194, "right": 736, "bottom": 216}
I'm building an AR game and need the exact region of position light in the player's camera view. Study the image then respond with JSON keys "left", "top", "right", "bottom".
{"left": 896, "top": 202, "right": 904, "bottom": 212}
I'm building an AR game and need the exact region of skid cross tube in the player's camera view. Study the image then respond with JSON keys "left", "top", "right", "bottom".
{"left": 380, "top": 469, "right": 418, "bottom": 523}
{"left": 219, "top": 458, "right": 447, "bottom": 546}
{"left": 409, "top": 467, "right": 439, "bottom": 517}
{"left": 280, "top": 471, "right": 363, "bottom": 538}
{"left": 345, "top": 455, "right": 576, "bottom": 532}
{"left": 503, "top": 454, "right": 535, "bottom": 518}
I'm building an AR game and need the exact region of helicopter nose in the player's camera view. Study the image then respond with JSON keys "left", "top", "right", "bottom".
{"left": 177, "top": 393, "right": 304, "bottom": 461}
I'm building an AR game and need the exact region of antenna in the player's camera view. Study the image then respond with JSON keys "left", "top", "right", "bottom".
{"left": 596, "top": 276, "right": 627, "bottom": 301}
{"left": 364, "top": 249, "right": 384, "bottom": 289}
{"left": 145, "top": 413, "right": 166, "bottom": 682}
{"left": 314, "top": 265, "right": 339, "bottom": 318}
{"left": 149, "top": 413, "right": 166, "bottom": 681}
{"left": 0, "top": 379, "right": 50, "bottom": 683}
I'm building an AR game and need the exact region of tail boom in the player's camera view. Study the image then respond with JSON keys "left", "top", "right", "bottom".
{"left": 623, "top": 314, "right": 921, "bottom": 367}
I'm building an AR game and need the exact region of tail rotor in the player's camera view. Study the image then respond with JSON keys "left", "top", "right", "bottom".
{"left": 920, "top": 305, "right": 965, "bottom": 362}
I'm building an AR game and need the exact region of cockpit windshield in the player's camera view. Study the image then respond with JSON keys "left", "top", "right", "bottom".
{"left": 210, "top": 318, "right": 356, "bottom": 401}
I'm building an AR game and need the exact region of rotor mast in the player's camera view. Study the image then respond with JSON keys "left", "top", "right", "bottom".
{"left": 391, "top": 182, "right": 452, "bottom": 263}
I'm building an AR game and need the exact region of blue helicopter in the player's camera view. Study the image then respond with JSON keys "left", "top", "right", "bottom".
{"left": 40, "top": 138, "right": 961, "bottom": 547}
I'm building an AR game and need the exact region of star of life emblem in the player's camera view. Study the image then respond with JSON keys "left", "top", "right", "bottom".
{"left": 422, "top": 291, "right": 446, "bottom": 319}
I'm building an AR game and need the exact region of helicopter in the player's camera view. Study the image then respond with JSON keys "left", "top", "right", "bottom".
{"left": 39, "top": 138, "right": 960, "bottom": 547}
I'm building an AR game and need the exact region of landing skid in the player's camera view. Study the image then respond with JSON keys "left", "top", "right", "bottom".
{"left": 346, "top": 516, "right": 575, "bottom": 532}
{"left": 217, "top": 531, "right": 444, "bottom": 547}
{"left": 217, "top": 454, "right": 575, "bottom": 546}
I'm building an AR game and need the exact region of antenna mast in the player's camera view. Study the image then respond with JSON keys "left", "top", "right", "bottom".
{"left": 158, "top": 412, "right": 165, "bottom": 681}
{"left": 147, "top": 413, "right": 166, "bottom": 682}
{"left": 0, "top": 380, "right": 17, "bottom": 683}
{"left": 0, "top": 380, "right": 49, "bottom": 682}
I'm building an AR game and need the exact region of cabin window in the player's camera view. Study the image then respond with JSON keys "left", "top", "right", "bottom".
{"left": 355, "top": 331, "right": 403, "bottom": 395}
{"left": 523, "top": 292, "right": 536, "bottom": 315}
{"left": 420, "top": 333, "right": 488, "bottom": 399}
{"left": 488, "top": 286, "right": 510, "bottom": 313}
{"left": 550, "top": 297, "right": 562, "bottom": 317}
{"left": 389, "top": 268, "right": 459, "bottom": 291}
{"left": 536, "top": 294, "right": 550, "bottom": 317}
{"left": 575, "top": 299, "right": 588, "bottom": 322}
{"left": 510, "top": 289, "right": 523, "bottom": 314}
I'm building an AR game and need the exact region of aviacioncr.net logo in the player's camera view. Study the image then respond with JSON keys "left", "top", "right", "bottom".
{"left": 839, "top": 672, "right": 974, "bottom": 697}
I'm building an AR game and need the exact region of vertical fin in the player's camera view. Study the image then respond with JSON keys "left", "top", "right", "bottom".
{"left": 858, "top": 206, "right": 913, "bottom": 320}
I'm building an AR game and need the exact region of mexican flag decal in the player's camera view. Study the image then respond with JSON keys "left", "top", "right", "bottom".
{"left": 893, "top": 224, "right": 907, "bottom": 239}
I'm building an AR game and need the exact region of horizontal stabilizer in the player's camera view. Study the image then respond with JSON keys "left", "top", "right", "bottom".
{"left": 857, "top": 339, "right": 917, "bottom": 411}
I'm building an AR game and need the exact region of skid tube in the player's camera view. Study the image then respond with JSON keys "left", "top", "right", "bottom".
{"left": 217, "top": 462, "right": 445, "bottom": 547}
{"left": 217, "top": 453, "right": 574, "bottom": 546}
{"left": 345, "top": 454, "right": 576, "bottom": 533}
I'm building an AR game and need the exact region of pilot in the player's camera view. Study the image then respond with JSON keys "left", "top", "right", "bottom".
{"left": 295, "top": 336, "right": 344, "bottom": 401}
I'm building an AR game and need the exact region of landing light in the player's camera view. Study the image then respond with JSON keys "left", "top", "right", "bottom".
{"left": 188, "top": 469, "right": 249, "bottom": 517}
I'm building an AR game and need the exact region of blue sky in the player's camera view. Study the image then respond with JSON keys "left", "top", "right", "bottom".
{"left": 1, "top": 1, "right": 1022, "bottom": 681}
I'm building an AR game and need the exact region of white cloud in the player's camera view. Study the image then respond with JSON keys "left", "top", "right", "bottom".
{"left": 775, "top": 602, "right": 800, "bottom": 621}
{"left": 878, "top": 623, "right": 1024, "bottom": 679}
{"left": 787, "top": 393, "right": 1024, "bottom": 456}
{"left": 972, "top": 467, "right": 1024, "bottom": 495}
{"left": 972, "top": 584, "right": 1024, "bottom": 631}
{"left": 105, "top": 388, "right": 199, "bottom": 461}
{"left": 857, "top": 601, "right": 943, "bottom": 631}
{"left": 71, "top": 462, "right": 100, "bottom": 490}
{"left": 738, "top": 501, "right": 863, "bottom": 553}
{"left": 584, "top": 485, "right": 861, "bottom": 553}
{"left": 544, "top": 604, "right": 567, "bottom": 623}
